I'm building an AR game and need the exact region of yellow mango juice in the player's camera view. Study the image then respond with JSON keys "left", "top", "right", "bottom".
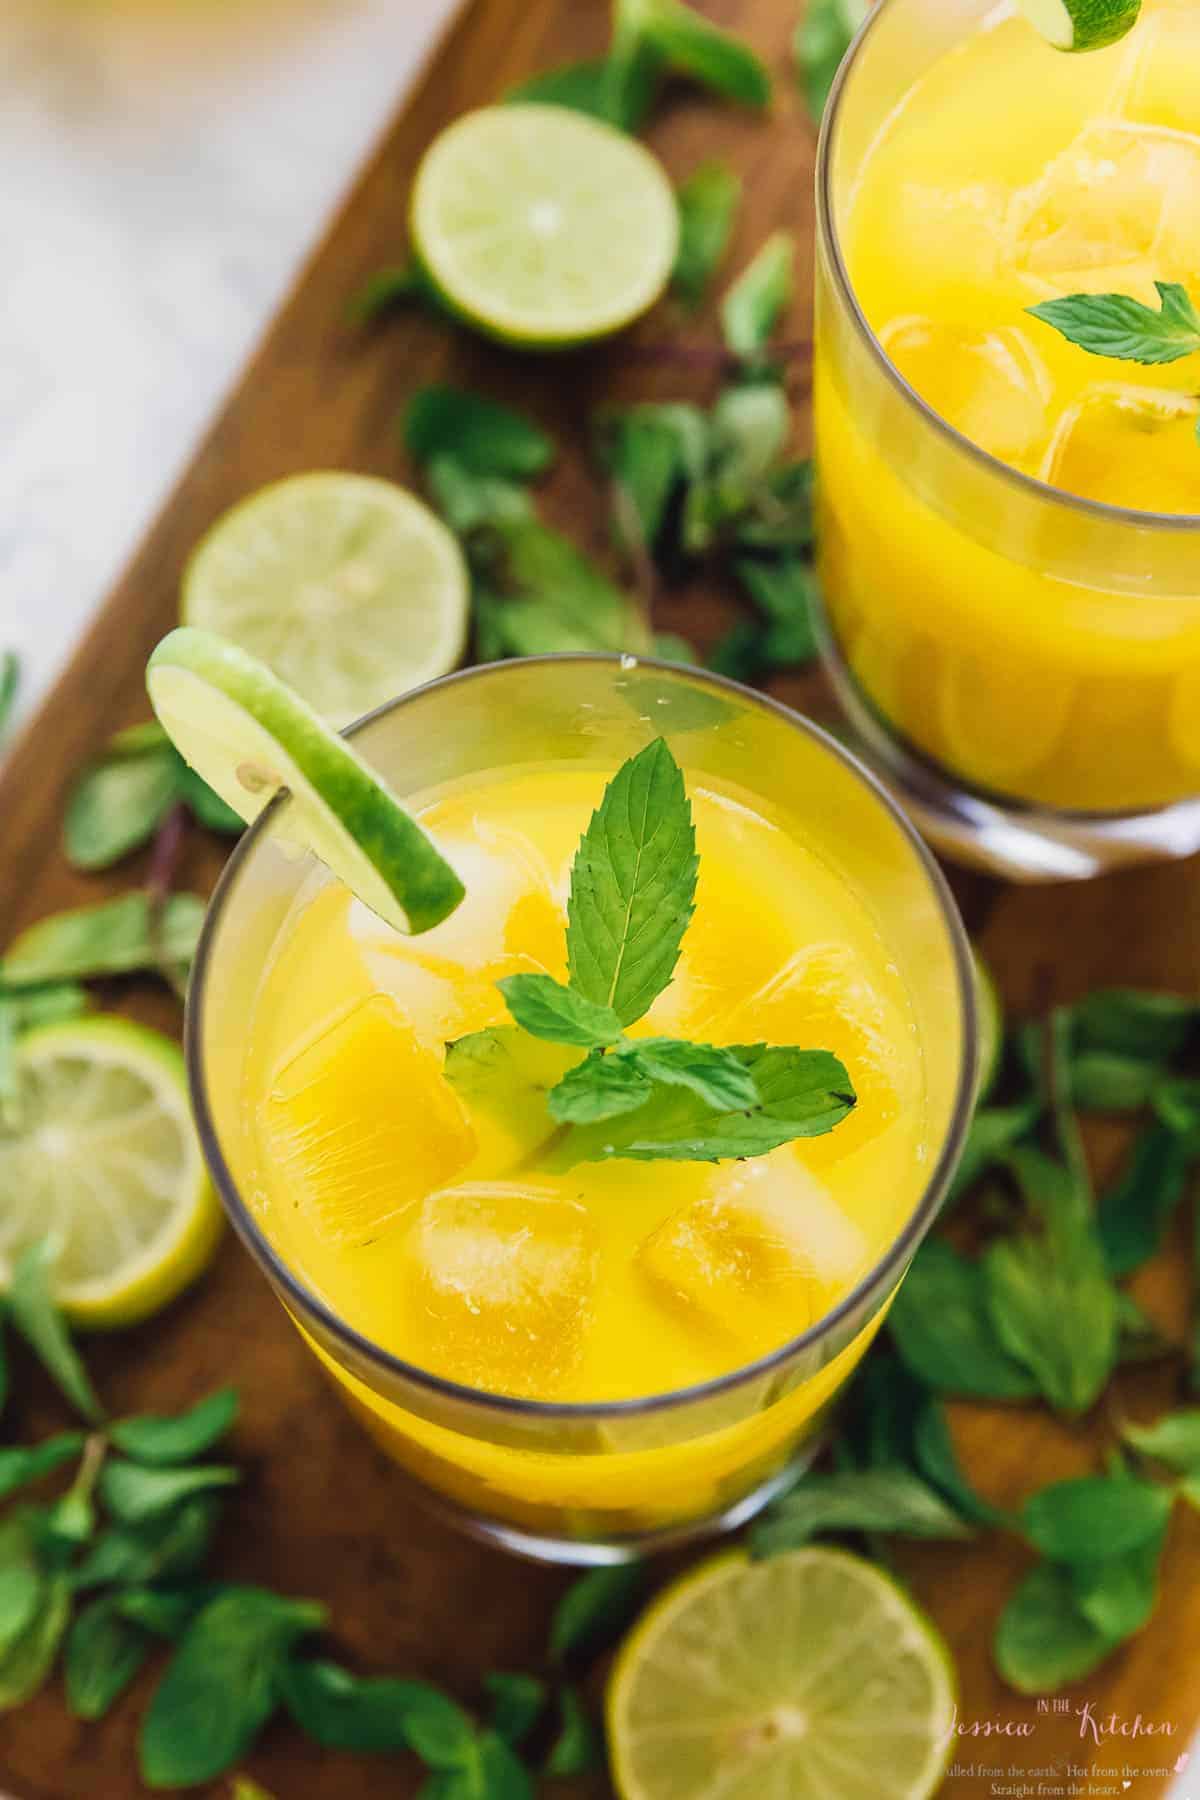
{"left": 816, "top": 0, "right": 1200, "bottom": 815}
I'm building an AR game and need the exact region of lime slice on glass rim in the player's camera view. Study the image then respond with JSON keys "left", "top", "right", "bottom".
{"left": 0, "top": 1018, "right": 222, "bottom": 1329}
{"left": 973, "top": 944, "right": 1003, "bottom": 1104}
{"left": 608, "top": 1547, "right": 956, "bottom": 1800}
{"left": 410, "top": 104, "right": 679, "bottom": 347}
{"left": 182, "top": 473, "right": 470, "bottom": 728}
{"left": 1018, "top": 0, "right": 1141, "bottom": 52}
{"left": 147, "top": 628, "right": 464, "bottom": 935}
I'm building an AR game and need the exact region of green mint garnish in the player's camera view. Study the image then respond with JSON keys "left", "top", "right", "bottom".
{"left": 448, "top": 738, "right": 856, "bottom": 1165}
{"left": 1027, "top": 282, "right": 1200, "bottom": 446}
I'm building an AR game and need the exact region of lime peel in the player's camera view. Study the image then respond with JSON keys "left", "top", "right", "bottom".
{"left": 1017, "top": 0, "right": 1142, "bottom": 52}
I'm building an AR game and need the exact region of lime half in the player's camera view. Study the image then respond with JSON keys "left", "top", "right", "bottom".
{"left": 182, "top": 474, "right": 469, "bottom": 727}
{"left": 608, "top": 1548, "right": 956, "bottom": 1800}
{"left": 411, "top": 105, "right": 679, "bottom": 346}
{"left": 0, "top": 1019, "right": 221, "bottom": 1329}
{"left": 1018, "top": 0, "right": 1141, "bottom": 51}
{"left": 147, "top": 628, "right": 464, "bottom": 935}
{"left": 973, "top": 945, "right": 1003, "bottom": 1104}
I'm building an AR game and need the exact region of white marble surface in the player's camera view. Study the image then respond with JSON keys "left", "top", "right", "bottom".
{"left": 1, "top": 0, "right": 459, "bottom": 748}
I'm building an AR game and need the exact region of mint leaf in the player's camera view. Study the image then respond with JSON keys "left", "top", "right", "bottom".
{"left": 65, "top": 1593, "right": 154, "bottom": 1720}
{"left": 547, "top": 1053, "right": 651, "bottom": 1123}
{"left": 544, "top": 1686, "right": 602, "bottom": 1777}
{"left": 404, "top": 386, "right": 554, "bottom": 481}
{"left": 1, "top": 893, "right": 205, "bottom": 987}
{"left": 1121, "top": 1409, "right": 1200, "bottom": 1471}
{"left": 566, "top": 737, "right": 697, "bottom": 1027}
{"left": 733, "top": 558, "right": 819, "bottom": 667}
{"left": 99, "top": 1459, "right": 240, "bottom": 1525}
{"left": 1073, "top": 987, "right": 1197, "bottom": 1059}
{"left": 721, "top": 233, "right": 795, "bottom": 361}
{"left": 549, "top": 1043, "right": 853, "bottom": 1166}
{"left": 595, "top": 402, "right": 710, "bottom": 551}
{"left": 1027, "top": 281, "right": 1200, "bottom": 365}
{"left": 673, "top": 160, "right": 740, "bottom": 307}
{"left": 109, "top": 1387, "right": 239, "bottom": 1467}
{"left": 622, "top": 1037, "right": 759, "bottom": 1110}
{"left": 73, "top": 1496, "right": 223, "bottom": 1592}
{"left": 0, "top": 651, "right": 18, "bottom": 743}
{"left": 64, "top": 732, "right": 181, "bottom": 871}
{"left": 347, "top": 262, "right": 440, "bottom": 326}
{"left": 498, "top": 973, "right": 621, "bottom": 1049}
{"left": 550, "top": 1562, "right": 645, "bottom": 1663}
{"left": 484, "top": 1672, "right": 547, "bottom": 1749}
{"left": 616, "top": 0, "right": 770, "bottom": 110}
{"left": 1022, "top": 1477, "right": 1172, "bottom": 1561}
{"left": 1098, "top": 1124, "right": 1193, "bottom": 1276}
{"left": 888, "top": 1239, "right": 1039, "bottom": 1401}
{"left": 795, "top": 0, "right": 866, "bottom": 124}
{"left": 0, "top": 1433, "right": 85, "bottom": 1500}
{"left": 752, "top": 1467, "right": 973, "bottom": 1557}
{"left": 1071, "top": 1050, "right": 1163, "bottom": 1111}
{"left": 281, "top": 1657, "right": 473, "bottom": 1757}
{"left": 913, "top": 1397, "right": 1013, "bottom": 1529}
{"left": 8, "top": 1241, "right": 103, "bottom": 1423}
{"left": 1071, "top": 1527, "right": 1165, "bottom": 1641}
{"left": 509, "top": 57, "right": 659, "bottom": 132}
{"left": 994, "top": 1560, "right": 1118, "bottom": 1694}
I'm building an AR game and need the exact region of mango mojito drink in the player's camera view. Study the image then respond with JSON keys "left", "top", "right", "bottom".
{"left": 167, "top": 647, "right": 972, "bottom": 1558}
{"left": 815, "top": 0, "right": 1200, "bottom": 840}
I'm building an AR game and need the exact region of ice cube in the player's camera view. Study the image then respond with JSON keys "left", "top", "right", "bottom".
{"left": 1040, "top": 383, "right": 1200, "bottom": 512}
{"left": 638, "top": 1152, "right": 867, "bottom": 1355}
{"left": 881, "top": 318, "right": 1052, "bottom": 465}
{"left": 259, "top": 996, "right": 475, "bottom": 1245}
{"left": 1112, "top": 3, "right": 1200, "bottom": 138}
{"left": 1006, "top": 122, "right": 1200, "bottom": 291}
{"left": 409, "top": 1181, "right": 598, "bottom": 1396}
{"left": 890, "top": 181, "right": 1010, "bottom": 293}
{"left": 712, "top": 942, "right": 906, "bottom": 1170}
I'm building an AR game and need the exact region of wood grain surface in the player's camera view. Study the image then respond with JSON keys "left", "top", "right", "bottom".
{"left": 2, "top": 1, "right": 1199, "bottom": 1795}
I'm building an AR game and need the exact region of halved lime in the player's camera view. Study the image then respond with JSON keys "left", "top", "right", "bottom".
{"left": 608, "top": 1548, "right": 956, "bottom": 1800}
{"left": 147, "top": 629, "right": 464, "bottom": 935}
{"left": 0, "top": 1018, "right": 221, "bottom": 1329}
{"left": 973, "top": 945, "right": 1003, "bottom": 1104}
{"left": 1018, "top": 0, "right": 1141, "bottom": 52}
{"left": 182, "top": 474, "right": 469, "bottom": 727}
{"left": 410, "top": 104, "right": 679, "bottom": 347}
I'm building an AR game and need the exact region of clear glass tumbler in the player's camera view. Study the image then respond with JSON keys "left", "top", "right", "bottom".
{"left": 188, "top": 656, "right": 975, "bottom": 1564}
{"left": 814, "top": 0, "right": 1200, "bottom": 881}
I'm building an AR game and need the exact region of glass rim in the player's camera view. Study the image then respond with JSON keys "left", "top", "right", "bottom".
{"left": 185, "top": 652, "right": 979, "bottom": 1422}
{"left": 816, "top": 0, "right": 1200, "bottom": 535}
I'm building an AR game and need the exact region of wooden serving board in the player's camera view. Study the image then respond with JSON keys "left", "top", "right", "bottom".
{"left": 3, "top": 2, "right": 1199, "bottom": 1795}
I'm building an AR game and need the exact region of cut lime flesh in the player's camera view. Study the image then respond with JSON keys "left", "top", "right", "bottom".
{"left": 1018, "top": 0, "right": 1141, "bottom": 51}
{"left": 608, "top": 1548, "right": 956, "bottom": 1800}
{"left": 182, "top": 473, "right": 469, "bottom": 727}
{"left": 410, "top": 104, "right": 679, "bottom": 346}
{"left": 147, "top": 628, "right": 464, "bottom": 936}
{"left": 0, "top": 1018, "right": 221, "bottom": 1328}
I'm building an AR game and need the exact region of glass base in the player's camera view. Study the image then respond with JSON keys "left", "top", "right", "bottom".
{"left": 412, "top": 1450, "right": 819, "bottom": 1568}
{"left": 817, "top": 623, "right": 1200, "bottom": 882}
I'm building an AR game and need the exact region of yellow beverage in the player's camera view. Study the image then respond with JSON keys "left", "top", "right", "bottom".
{"left": 816, "top": 0, "right": 1200, "bottom": 818}
{"left": 194, "top": 660, "right": 971, "bottom": 1555}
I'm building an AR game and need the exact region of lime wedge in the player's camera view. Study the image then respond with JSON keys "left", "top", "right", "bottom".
{"left": 0, "top": 1018, "right": 222, "bottom": 1329}
{"left": 147, "top": 628, "right": 464, "bottom": 935}
{"left": 973, "top": 945, "right": 1003, "bottom": 1104}
{"left": 410, "top": 104, "right": 679, "bottom": 346}
{"left": 182, "top": 474, "right": 469, "bottom": 727}
{"left": 1018, "top": 0, "right": 1141, "bottom": 51}
{"left": 608, "top": 1548, "right": 956, "bottom": 1800}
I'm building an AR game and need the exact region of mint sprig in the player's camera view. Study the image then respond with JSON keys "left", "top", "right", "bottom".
{"left": 1027, "top": 282, "right": 1200, "bottom": 366}
{"left": 449, "top": 738, "right": 855, "bottom": 1164}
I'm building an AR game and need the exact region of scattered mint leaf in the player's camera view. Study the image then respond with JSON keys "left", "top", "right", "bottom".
{"left": 64, "top": 731, "right": 180, "bottom": 871}
{"left": 484, "top": 1672, "right": 547, "bottom": 1749}
{"left": 0, "top": 1567, "right": 71, "bottom": 1712}
{"left": 549, "top": 1043, "right": 854, "bottom": 1166}
{"left": 109, "top": 1387, "right": 239, "bottom": 1467}
{"left": 721, "top": 233, "right": 795, "bottom": 362}
{"left": 994, "top": 1560, "right": 1118, "bottom": 1694}
{"left": 1121, "top": 1409, "right": 1200, "bottom": 1471}
{"left": 478, "top": 520, "right": 652, "bottom": 656}
{"left": 544, "top": 1685, "right": 603, "bottom": 1777}
{"left": 946, "top": 1093, "right": 1042, "bottom": 1206}
{"left": 566, "top": 736, "right": 697, "bottom": 1027}
{"left": 595, "top": 402, "right": 709, "bottom": 551}
{"left": 1154, "top": 1075, "right": 1200, "bottom": 1137}
{"left": 498, "top": 974, "right": 622, "bottom": 1049}
{"left": 426, "top": 459, "right": 535, "bottom": 539}
{"left": 0, "top": 1566, "right": 40, "bottom": 1658}
{"left": 139, "top": 1588, "right": 326, "bottom": 1788}
{"left": 116, "top": 1584, "right": 216, "bottom": 1640}
{"left": 1098, "top": 1124, "right": 1193, "bottom": 1276}
{"left": 347, "top": 262, "right": 439, "bottom": 327}
{"left": 550, "top": 1562, "right": 645, "bottom": 1664}
{"left": 99, "top": 1459, "right": 241, "bottom": 1526}
{"left": 281, "top": 1657, "right": 473, "bottom": 1757}
{"left": 614, "top": 0, "right": 771, "bottom": 111}
{"left": 546, "top": 1052, "right": 652, "bottom": 1124}
{"left": 913, "top": 1397, "right": 1013, "bottom": 1530}
{"left": 0, "top": 651, "right": 18, "bottom": 743}
{"left": 507, "top": 57, "right": 658, "bottom": 132}
{"left": 1071, "top": 1050, "right": 1164, "bottom": 1111}
{"left": 751, "top": 1467, "right": 974, "bottom": 1557}
{"left": 73, "top": 1495, "right": 223, "bottom": 1592}
{"left": 672, "top": 161, "right": 740, "bottom": 307}
{"left": 1028, "top": 281, "right": 1200, "bottom": 366}
{"left": 733, "top": 557, "right": 818, "bottom": 666}
{"left": 4, "top": 981, "right": 89, "bottom": 1032}
{"left": 795, "top": 0, "right": 866, "bottom": 124}
{"left": 888, "top": 1240, "right": 1039, "bottom": 1401}
{"left": 1073, "top": 987, "right": 1197, "bottom": 1060}
{"left": 0, "top": 893, "right": 205, "bottom": 987}
{"left": 0, "top": 1432, "right": 85, "bottom": 1500}
{"left": 733, "top": 459, "right": 813, "bottom": 553}
{"left": 405, "top": 387, "right": 554, "bottom": 481}
{"left": 619, "top": 1037, "right": 760, "bottom": 1110}
{"left": 8, "top": 1241, "right": 103, "bottom": 1423}
{"left": 1115, "top": 1291, "right": 1176, "bottom": 1366}
{"left": 65, "top": 1592, "right": 154, "bottom": 1720}
{"left": 1071, "top": 1527, "right": 1165, "bottom": 1641}
{"left": 1021, "top": 1476, "right": 1172, "bottom": 1562}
